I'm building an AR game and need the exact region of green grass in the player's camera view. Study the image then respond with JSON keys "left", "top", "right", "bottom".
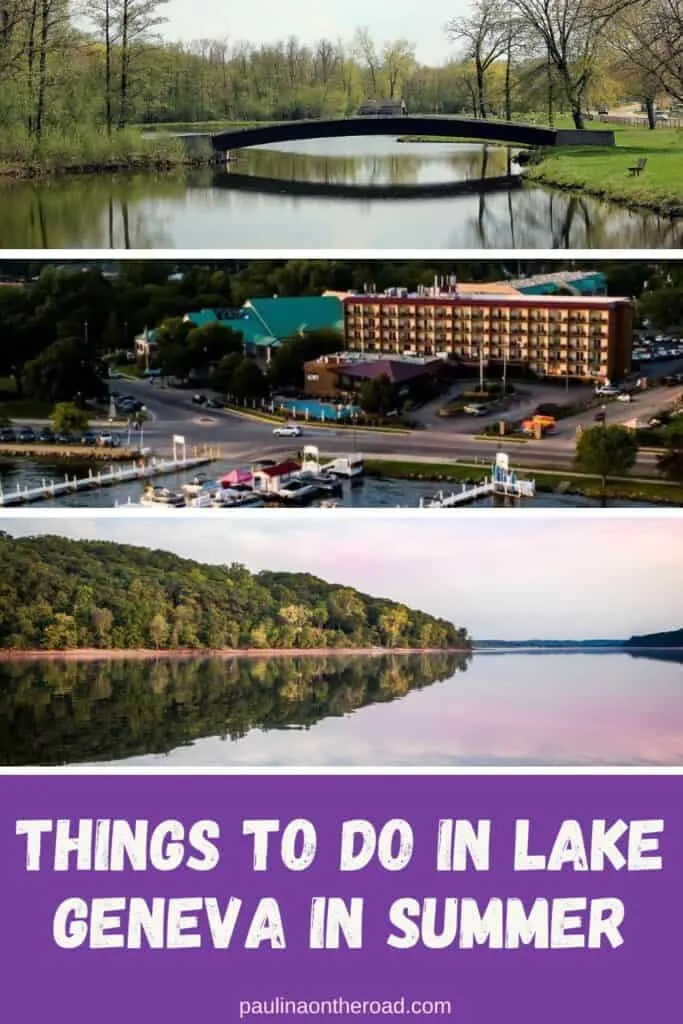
{"left": 523, "top": 122, "right": 683, "bottom": 214}
{"left": 365, "top": 457, "right": 683, "bottom": 505}
{"left": 136, "top": 120, "right": 269, "bottom": 133}
{"left": 0, "top": 379, "right": 53, "bottom": 419}
{"left": 0, "top": 126, "right": 208, "bottom": 177}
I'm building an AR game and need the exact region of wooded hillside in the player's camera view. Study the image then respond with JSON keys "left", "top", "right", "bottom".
{"left": 0, "top": 533, "right": 469, "bottom": 651}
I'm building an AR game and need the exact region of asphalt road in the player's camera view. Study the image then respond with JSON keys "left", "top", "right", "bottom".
{"left": 107, "top": 379, "right": 666, "bottom": 472}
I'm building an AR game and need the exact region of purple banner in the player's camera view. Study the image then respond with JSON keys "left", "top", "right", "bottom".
{"left": 0, "top": 775, "right": 678, "bottom": 1023}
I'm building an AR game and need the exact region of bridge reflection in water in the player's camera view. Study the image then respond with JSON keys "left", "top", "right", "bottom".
{"left": 210, "top": 169, "right": 522, "bottom": 201}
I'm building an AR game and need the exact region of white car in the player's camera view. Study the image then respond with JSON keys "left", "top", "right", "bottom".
{"left": 273, "top": 424, "right": 302, "bottom": 437}
{"left": 595, "top": 385, "right": 620, "bottom": 396}
{"left": 616, "top": 393, "right": 633, "bottom": 402}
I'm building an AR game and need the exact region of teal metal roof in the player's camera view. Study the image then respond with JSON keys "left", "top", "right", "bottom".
{"left": 244, "top": 296, "right": 344, "bottom": 341}
{"left": 183, "top": 308, "right": 277, "bottom": 348}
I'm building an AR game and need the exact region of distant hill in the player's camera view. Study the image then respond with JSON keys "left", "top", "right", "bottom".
{"left": 623, "top": 628, "right": 683, "bottom": 648}
{"left": 474, "top": 639, "right": 620, "bottom": 649}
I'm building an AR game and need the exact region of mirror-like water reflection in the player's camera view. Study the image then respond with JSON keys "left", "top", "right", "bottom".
{"left": 1, "top": 651, "right": 681, "bottom": 767}
{"left": 1, "top": 138, "right": 679, "bottom": 248}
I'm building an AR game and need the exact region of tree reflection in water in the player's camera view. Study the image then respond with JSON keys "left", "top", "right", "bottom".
{"left": 0, "top": 652, "right": 470, "bottom": 766}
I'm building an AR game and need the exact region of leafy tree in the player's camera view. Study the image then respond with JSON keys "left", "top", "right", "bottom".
{"left": 269, "top": 329, "right": 342, "bottom": 389}
{"left": 50, "top": 403, "right": 91, "bottom": 434}
{"left": 231, "top": 359, "right": 268, "bottom": 401}
{"left": 359, "top": 375, "right": 398, "bottom": 415}
{"left": 657, "top": 441, "right": 683, "bottom": 485}
{"left": 23, "top": 339, "right": 105, "bottom": 404}
{"left": 211, "top": 352, "right": 244, "bottom": 395}
{"left": 574, "top": 424, "right": 638, "bottom": 506}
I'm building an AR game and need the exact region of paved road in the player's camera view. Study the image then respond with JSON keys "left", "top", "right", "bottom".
{"left": 105, "top": 379, "right": 664, "bottom": 472}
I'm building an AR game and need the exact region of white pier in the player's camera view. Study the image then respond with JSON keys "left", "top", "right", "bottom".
{"left": 0, "top": 454, "right": 215, "bottom": 507}
{"left": 418, "top": 453, "right": 535, "bottom": 508}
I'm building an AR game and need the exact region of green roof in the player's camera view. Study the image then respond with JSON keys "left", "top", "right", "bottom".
{"left": 183, "top": 308, "right": 276, "bottom": 348}
{"left": 244, "top": 296, "right": 343, "bottom": 341}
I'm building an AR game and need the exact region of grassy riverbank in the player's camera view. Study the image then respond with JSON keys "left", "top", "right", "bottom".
{"left": 0, "top": 127, "right": 212, "bottom": 178}
{"left": 523, "top": 123, "right": 683, "bottom": 215}
{"left": 365, "top": 458, "right": 683, "bottom": 505}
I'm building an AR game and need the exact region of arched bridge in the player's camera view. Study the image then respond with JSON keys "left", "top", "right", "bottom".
{"left": 211, "top": 116, "right": 614, "bottom": 152}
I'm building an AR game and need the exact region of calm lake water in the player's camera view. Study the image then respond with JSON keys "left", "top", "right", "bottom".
{"left": 1, "top": 137, "right": 680, "bottom": 248}
{"left": 0, "top": 457, "right": 656, "bottom": 508}
{"left": 1, "top": 652, "right": 681, "bottom": 767}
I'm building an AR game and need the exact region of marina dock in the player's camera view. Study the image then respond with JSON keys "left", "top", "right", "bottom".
{"left": 418, "top": 454, "right": 535, "bottom": 508}
{"left": 0, "top": 453, "right": 216, "bottom": 507}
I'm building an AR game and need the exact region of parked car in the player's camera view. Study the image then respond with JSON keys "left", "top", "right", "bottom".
{"left": 37, "top": 428, "right": 55, "bottom": 443}
{"left": 0, "top": 427, "right": 16, "bottom": 442}
{"left": 15, "top": 427, "right": 37, "bottom": 442}
{"left": 55, "top": 432, "right": 77, "bottom": 444}
{"left": 81, "top": 432, "right": 99, "bottom": 446}
{"left": 595, "top": 385, "right": 620, "bottom": 396}
{"left": 597, "top": 105, "right": 609, "bottom": 115}
{"left": 97, "top": 432, "right": 121, "bottom": 447}
{"left": 594, "top": 411, "right": 606, "bottom": 423}
{"left": 273, "top": 424, "right": 302, "bottom": 437}
{"left": 655, "top": 111, "right": 669, "bottom": 122}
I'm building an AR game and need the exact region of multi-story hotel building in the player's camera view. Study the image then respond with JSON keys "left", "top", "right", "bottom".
{"left": 342, "top": 284, "right": 634, "bottom": 382}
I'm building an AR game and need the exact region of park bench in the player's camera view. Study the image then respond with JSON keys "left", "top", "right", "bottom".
{"left": 627, "top": 157, "right": 647, "bottom": 176}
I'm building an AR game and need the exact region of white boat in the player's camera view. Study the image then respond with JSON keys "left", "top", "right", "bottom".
{"left": 296, "top": 470, "right": 343, "bottom": 495}
{"left": 182, "top": 472, "right": 209, "bottom": 497}
{"left": 277, "top": 478, "right": 320, "bottom": 502}
{"left": 322, "top": 453, "right": 364, "bottom": 478}
{"left": 213, "top": 487, "right": 265, "bottom": 508}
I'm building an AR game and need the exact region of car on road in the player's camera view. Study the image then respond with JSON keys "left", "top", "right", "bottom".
{"left": 594, "top": 411, "right": 607, "bottom": 423}
{"left": 192, "top": 394, "right": 207, "bottom": 405}
{"left": 205, "top": 398, "right": 223, "bottom": 409}
{"left": 463, "top": 403, "right": 489, "bottom": 416}
{"left": 655, "top": 111, "right": 669, "bottom": 122}
{"left": 595, "top": 385, "right": 621, "bottom": 396}
{"left": 273, "top": 424, "right": 302, "bottom": 437}
{"left": 616, "top": 393, "right": 633, "bottom": 402}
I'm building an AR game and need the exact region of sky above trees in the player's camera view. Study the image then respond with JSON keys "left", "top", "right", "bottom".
{"left": 2, "top": 517, "right": 679, "bottom": 640}
{"left": 161, "top": 0, "right": 463, "bottom": 63}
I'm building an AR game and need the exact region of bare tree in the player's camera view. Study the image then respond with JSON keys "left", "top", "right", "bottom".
{"left": 609, "top": 0, "right": 683, "bottom": 109}
{"left": 446, "top": 0, "right": 508, "bottom": 117}
{"left": 507, "top": 0, "right": 639, "bottom": 128}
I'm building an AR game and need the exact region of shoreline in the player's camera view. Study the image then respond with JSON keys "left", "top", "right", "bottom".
{"left": 522, "top": 163, "right": 683, "bottom": 219}
{"left": 0, "top": 155, "right": 220, "bottom": 181}
{"left": 0, "top": 646, "right": 471, "bottom": 662}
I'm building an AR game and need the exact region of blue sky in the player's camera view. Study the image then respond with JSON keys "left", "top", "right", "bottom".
{"left": 2, "top": 516, "right": 679, "bottom": 640}
{"left": 161, "top": 0, "right": 465, "bottom": 64}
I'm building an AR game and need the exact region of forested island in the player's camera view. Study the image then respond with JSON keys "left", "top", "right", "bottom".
{"left": 0, "top": 534, "right": 469, "bottom": 653}
{"left": 623, "top": 628, "right": 683, "bottom": 648}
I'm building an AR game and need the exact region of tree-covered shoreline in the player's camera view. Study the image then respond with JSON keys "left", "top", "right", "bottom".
{"left": 0, "top": 533, "right": 470, "bottom": 653}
